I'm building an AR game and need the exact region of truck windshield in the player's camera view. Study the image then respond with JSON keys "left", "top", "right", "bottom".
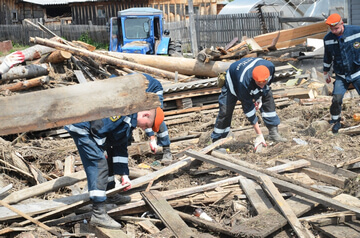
{"left": 124, "top": 17, "right": 150, "bottom": 39}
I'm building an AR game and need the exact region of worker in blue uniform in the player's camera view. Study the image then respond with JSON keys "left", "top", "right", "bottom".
{"left": 211, "top": 58, "right": 287, "bottom": 152}
{"left": 65, "top": 103, "right": 164, "bottom": 229}
{"left": 142, "top": 73, "right": 172, "bottom": 164}
{"left": 0, "top": 51, "right": 24, "bottom": 79}
{"left": 323, "top": 13, "right": 360, "bottom": 133}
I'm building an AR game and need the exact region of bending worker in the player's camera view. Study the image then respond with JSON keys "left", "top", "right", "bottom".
{"left": 143, "top": 73, "right": 172, "bottom": 164}
{"left": 65, "top": 105, "right": 164, "bottom": 229}
{"left": 0, "top": 51, "right": 25, "bottom": 77}
{"left": 211, "top": 57, "right": 287, "bottom": 152}
{"left": 323, "top": 13, "right": 360, "bottom": 133}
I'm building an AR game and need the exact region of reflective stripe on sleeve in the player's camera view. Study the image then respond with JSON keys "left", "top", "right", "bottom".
{"left": 113, "top": 156, "right": 128, "bottom": 164}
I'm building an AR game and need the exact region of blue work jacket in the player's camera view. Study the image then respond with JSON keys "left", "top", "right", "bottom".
{"left": 227, "top": 58, "right": 275, "bottom": 125}
{"left": 323, "top": 25, "right": 360, "bottom": 82}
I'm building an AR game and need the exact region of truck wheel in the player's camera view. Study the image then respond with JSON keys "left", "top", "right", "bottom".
{"left": 168, "top": 40, "right": 182, "bottom": 57}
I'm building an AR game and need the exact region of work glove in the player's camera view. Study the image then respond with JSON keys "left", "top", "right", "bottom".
{"left": 254, "top": 97, "right": 263, "bottom": 111}
{"left": 149, "top": 138, "right": 158, "bottom": 153}
{"left": 324, "top": 73, "right": 331, "bottom": 84}
{"left": 254, "top": 134, "right": 267, "bottom": 152}
{"left": 0, "top": 51, "right": 25, "bottom": 74}
{"left": 121, "top": 175, "right": 131, "bottom": 191}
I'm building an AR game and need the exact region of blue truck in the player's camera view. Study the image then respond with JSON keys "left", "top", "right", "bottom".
{"left": 109, "top": 7, "right": 181, "bottom": 56}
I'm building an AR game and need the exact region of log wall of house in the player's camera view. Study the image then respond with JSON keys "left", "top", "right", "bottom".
{"left": 71, "top": 0, "right": 217, "bottom": 25}
{"left": 0, "top": 0, "right": 44, "bottom": 25}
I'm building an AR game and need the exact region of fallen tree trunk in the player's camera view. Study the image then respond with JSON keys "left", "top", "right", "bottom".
{"left": 104, "top": 51, "right": 232, "bottom": 78}
{"left": 30, "top": 37, "right": 188, "bottom": 80}
{"left": 44, "top": 50, "right": 72, "bottom": 63}
{"left": 0, "top": 74, "right": 160, "bottom": 135}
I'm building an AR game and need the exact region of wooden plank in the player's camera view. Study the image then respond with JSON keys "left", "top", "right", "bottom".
{"left": 141, "top": 190, "right": 194, "bottom": 238}
{"left": 184, "top": 150, "right": 360, "bottom": 218}
{"left": 314, "top": 224, "right": 360, "bottom": 238}
{"left": 258, "top": 175, "right": 315, "bottom": 238}
{"left": 3, "top": 170, "right": 87, "bottom": 204}
{"left": 74, "top": 69, "right": 89, "bottom": 84}
{"left": 138, "top": 220, "right": 161, "bottom": 234}
{"left": 94, "top": 226, "right": 130, "bottom": 238}
{"left": 253, "top": 22, "right": 328, "bottom": 48}
{"left": 267, "top": 159, "right": 310, "bottom": 173}
{"left": 0, "top": 184, "right": 12, "bottom": 196}
{"left": 303, "top": 157, "right": 358, "bottom": 178}
{"left": 239, "top": 177, "right": 273, "bottom": 214}
{"left": 276, "top": 159, "right": 348, "bottom": 188}
{"left": 0, "top": 74, "right": 160, "bottom": 136}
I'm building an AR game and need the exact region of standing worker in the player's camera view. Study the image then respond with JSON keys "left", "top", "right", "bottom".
{"left": 211, "top": 58, "right": 287, "bottom": 152}
{"left": 143, "top": 73, "right": 173, "bottom": 164}
{"left": 323, "top": 13, "right": 360, "bottom": 133}
{"left": 65, "top": 106, "right": 164, "bottom": 229}
{"left": 0, "top": 51, "right": 25, "bottom": 77}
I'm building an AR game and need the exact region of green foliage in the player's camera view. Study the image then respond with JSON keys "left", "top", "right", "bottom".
{"left": 78, "top": 32, "right": 108, "bottom": 50}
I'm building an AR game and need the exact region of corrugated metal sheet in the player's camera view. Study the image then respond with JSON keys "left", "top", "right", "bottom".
{"left": 163, "top": 69, "right": 297, "bottom": 93}
{"left": 22, "top": 0, "right": 97, "bottom": 5}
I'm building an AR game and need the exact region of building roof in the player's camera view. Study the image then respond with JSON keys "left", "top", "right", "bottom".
{"left": 22, "top": 0, "right": 97, "bottom": 5}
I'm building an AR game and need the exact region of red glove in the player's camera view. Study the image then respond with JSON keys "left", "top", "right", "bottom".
{"left": 324, "top": 74, "right": 331, "bottom": 84}
{"left": 121, "top": 175, "right": 131, "bottom": 191}
{"left": 149, "top": 138, "right": 158, "bottom": 153}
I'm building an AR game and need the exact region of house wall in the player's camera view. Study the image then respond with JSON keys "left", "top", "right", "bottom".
{"left": 0, "top": 0, "right": 44, "bottom": 25}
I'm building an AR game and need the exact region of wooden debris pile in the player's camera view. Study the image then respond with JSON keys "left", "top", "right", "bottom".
{"left": 1, "top": 21, "right": 360, "bottom": 238}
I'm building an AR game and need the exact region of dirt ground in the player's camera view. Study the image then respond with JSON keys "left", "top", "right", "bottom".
{"left": 1, "top": 89, "right": 360, "bottom": 237}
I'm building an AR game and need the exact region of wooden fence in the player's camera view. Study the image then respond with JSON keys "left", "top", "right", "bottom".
{"left": 0, "top": 12, "right": 280, "bottom": 52}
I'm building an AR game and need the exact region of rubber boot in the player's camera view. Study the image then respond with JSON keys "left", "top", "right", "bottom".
{"left": 268, "top": 126, "right": 287, "bottom": 142}
{"left": 161, "top": 146, "right": 173, "bottom": 165}
{"left": 107, "top": 193, "right": 131, "bottom": 205}
{"left": 332, "top": 121, "right": 341, "bottom": 134}
{"left": 90, "top": 201, "right": 122, "bottom": 229}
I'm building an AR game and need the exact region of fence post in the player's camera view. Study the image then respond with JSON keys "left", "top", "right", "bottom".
{"left": 188, "top": 0, "right": 198, "bottom": 57}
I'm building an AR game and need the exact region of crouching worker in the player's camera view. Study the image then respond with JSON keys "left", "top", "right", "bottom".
{"left": 65, "top": 107, "right": 164, "bottom": 229}
{"left": 211, "top": 58, "right": 287, "bottom": 152}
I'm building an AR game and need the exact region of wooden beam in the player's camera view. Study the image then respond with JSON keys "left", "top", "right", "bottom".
{"left": 0, "top": 74, "right": 160, "bottom": 136}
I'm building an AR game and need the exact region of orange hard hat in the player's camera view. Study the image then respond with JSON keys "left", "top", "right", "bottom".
{"left": 252, "top": 65, "right": 270, "bottom": 82}
{"left": 326, "top": 13, "right": 342, "bottom": 26}
{"left": 152, "top": 107, "right": 164, "bottom": 132}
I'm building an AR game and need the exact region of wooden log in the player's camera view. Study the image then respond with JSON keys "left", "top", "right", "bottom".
{"left": 30, "top": 37, "right": 188, "bottom": 80}
{"left": 104, "top": 51, "right": 232, "bottom": 78}
{"left": 0, "top": 64, "right": 49, "bottom": 82}
{"left": 71, "top": 41, "right": 96, "bottom": 52}
{"left": 44, "top": 50, "right": 72, "bottom": 63}
{"left": 0, "top": 76, "right": 49, "bottom": 92}
{"left": 0, "top": 74, "right": 160, "bottom": 136}
{"left": 0, "top": 44, "right": 55, "bottom": 63}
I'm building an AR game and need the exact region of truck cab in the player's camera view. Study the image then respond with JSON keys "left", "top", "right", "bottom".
{"left": 109, "top": 7, "right": 174, "bottom": 55}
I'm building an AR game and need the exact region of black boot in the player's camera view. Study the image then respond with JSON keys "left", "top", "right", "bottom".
{"left": 107, "top": 193, "right": 131, "bottom": 205}
{"left": 161, "top": 146, "right": 173, "bottom": 165}
{"left": 268, "top": 126, "right": 287, "bottom": 142}
{"left": 90, "top": 201, "right": 122, "bottom": 229}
